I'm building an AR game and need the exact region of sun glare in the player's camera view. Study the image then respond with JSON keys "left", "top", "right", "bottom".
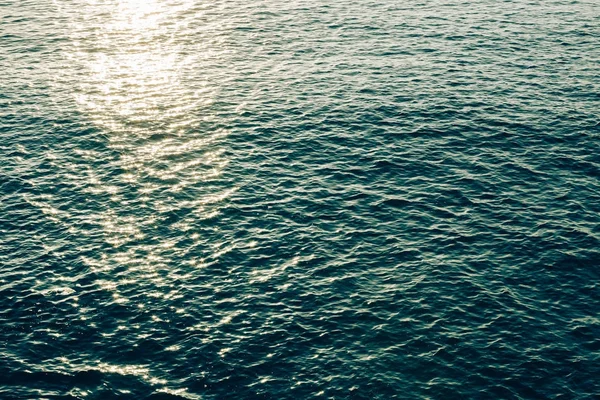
{"left": 59, "top": 0, "right": 234, "bottom": 306}
{"left": 112, "top": 0, "right": 165, "bottom": 31}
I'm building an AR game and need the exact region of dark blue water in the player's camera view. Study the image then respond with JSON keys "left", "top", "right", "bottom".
{"left": 1, "top": 0, "right": 599, "bottom": 398}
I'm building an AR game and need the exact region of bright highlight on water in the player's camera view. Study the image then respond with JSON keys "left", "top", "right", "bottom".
{"left": 1, "top": 0, "right": 599, "bottom": 399}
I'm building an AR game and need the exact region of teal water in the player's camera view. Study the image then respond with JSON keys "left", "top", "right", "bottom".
{"left": 1, "top": 0, "right": 599, "bottom": 398}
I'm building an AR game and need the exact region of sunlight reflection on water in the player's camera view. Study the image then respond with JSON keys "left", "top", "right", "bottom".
{"left": 58, "top": 0, "right": 234, "bottom": 326}
{"left": 47, "top": 2, "right": 237, "bottom": 395}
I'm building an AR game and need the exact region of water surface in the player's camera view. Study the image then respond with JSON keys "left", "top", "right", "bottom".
{"left": 1, "top": 0, "right": 599, "bottom": 398}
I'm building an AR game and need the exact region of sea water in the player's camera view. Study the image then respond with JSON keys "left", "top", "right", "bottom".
{"left": 1, "top": 0, "right": 599, "bottom": 398}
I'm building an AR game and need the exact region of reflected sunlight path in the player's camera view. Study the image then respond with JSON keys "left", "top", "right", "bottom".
{"left": 62, "top": 0, "right": 234, "bottom": 302}
{"left": 49, "top": 1, "right": 235, "bottom": 393}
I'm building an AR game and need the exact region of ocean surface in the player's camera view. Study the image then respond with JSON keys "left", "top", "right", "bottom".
{"left": 1, "top": 0, "right": 599, "bottom": 398}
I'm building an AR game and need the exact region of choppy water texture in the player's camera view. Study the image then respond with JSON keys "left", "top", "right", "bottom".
{"left": 1, "top": 0, "right": 599, "bottom": 398}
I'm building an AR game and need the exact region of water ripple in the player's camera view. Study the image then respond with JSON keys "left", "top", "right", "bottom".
{"left": 1, "top": 0, "right": 600, "bottom": 399}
